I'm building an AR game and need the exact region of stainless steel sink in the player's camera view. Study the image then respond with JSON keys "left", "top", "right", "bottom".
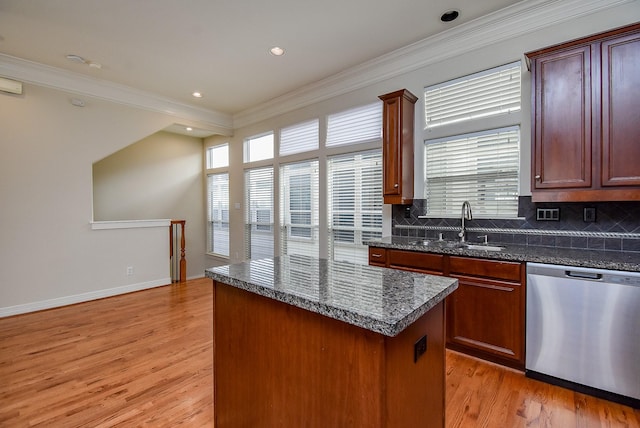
{"left": 409, "top": 240, "right": 503, "bottom": 251}
{"left": 410, "top": 240, "right": 467, "bottom": 249}
{"left": 464, "top": 244, "right": 504, "bottom": 251}
{"left": 410, "top": 240, "right": 433, "bottom": 246}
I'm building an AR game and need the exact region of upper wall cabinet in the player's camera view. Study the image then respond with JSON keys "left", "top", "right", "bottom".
{"left": 379, "top": 89, "right": 418, "bottom": 205}
{"left": 526, "top": 23, "right": 640, "bottom": 202}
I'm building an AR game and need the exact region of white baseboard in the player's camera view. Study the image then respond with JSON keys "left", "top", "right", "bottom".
{"left": 0, "top": 278, "right": 172, "bottom": 318}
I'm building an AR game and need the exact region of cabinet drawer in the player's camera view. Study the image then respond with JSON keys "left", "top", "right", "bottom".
{"left": 368, "top": 247, "right": 387, "bottom": 266}
{"left": 449, "top": 256, "right": 521, "bottom": 282}
{"left": 388, "top": 250, "right": 444, "bottom": 274}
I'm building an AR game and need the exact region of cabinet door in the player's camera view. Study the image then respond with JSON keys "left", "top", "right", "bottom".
{"left": 446, "top": 275, "right": 524, "bottom": 369}
{"left": 379, "top": 89, "right": 416, "bottom": 205}
{"left": 382, "top": 95, "right": 402, "bottom": 198}
{"left": 532, "top": 45, "right": 592, "bottom": 189}
{"left": 601, "top": 31, "right": 640, "bottom": 187}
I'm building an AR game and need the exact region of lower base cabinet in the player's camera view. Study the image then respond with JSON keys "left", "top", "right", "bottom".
{"left": 369, "top": 248, "right": 526, "bottom": 370}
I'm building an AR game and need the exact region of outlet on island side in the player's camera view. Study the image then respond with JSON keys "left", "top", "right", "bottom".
{"left": 414, "top": 335, "right": 427, "bottom": 363}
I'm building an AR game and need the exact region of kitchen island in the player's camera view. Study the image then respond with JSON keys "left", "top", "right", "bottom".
{"left": 205, "top": 255, "right": 458, "bottom": 428}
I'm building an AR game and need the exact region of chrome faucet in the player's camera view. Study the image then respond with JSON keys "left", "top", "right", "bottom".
{"left": 459, "top": 201, "right": 473, "bottom": 243}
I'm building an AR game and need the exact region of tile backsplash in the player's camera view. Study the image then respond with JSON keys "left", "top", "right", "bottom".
{"left": 392, "top": 197, "right": 640, "bottom": 253}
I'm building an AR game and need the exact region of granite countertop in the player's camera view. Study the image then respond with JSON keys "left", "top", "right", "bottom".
{"left": 205, "top": 255, "right": 458, "bottom": 337}
{"left": 367, "top": 236, "right": 640, "bottom": 272}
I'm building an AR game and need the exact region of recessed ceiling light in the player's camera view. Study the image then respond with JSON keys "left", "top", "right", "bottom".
{"left": 440, "top": 10, "right": 460, "bottom": 22}
{"left": 269, "top": 46, "right": 285, "bottom": 56}
{"left": 186, "top": 127, "right": 193, "bottom": 132}
{"left": 192, "top": 92, "right": 203, "bottom": 98}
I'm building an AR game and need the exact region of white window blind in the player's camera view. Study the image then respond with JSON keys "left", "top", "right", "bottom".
{"left": 245, "top": 167, "right": 274, "bottom": 260}
{"left": 207, "top": 173, "right": 229, "bottom": 256}
{"left": 424, "top": 126, "right": 520, "bottom": 218}
{"left": 280, "top": 160, "right": 319, "bottom": 258}
{"left": 326, "top": 102, "right": 382, "bottom": 147}
{"left": 327, "top": 150, "right": 383, "bottom": 264}
{"left": 280, "top": 119, "right": 319, "bottom": 156}
{"left": 244, "top": 133, "right": 274, "bottom": 163}
{"left": 425, "top": 62, "right": 521, "bottom": 128}
{"left": 206, "top": 144, "right": 229, "bottom": 169}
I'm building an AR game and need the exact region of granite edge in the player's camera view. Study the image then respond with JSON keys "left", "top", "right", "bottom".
{"left": 205, "top": 269, "right": 458, "bottom": 337}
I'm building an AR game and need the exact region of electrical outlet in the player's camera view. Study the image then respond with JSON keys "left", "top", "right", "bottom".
{"left": 584, "top": 207, "right": 596, "bottom": 222}
{"left": 404, "top": 206, "right": 412, "bottom": 219}
{"left": 414, "top": 335, "right": 427, "bottom": 363}
{"left": 536, "top": 208, "right": 560, "bottom": 221}
{"left": 126, "top": 266, "right": 134, "bottom": 276}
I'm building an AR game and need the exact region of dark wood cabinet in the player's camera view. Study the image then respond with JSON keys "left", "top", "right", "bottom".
{"left": 368, "top": 247, "right": 525, "bottom": 369}
{"left": 527, "top": 23, "right": 640, "bottom": 202}
{"left": 446, "top": 257, "right": 525, "bottom": 370}
{"left": 379, "top": 89, "right": 417, "bottom": 205}
{"left": 601, "top": 30, "right": 640, "bottom": 188}
{"left": 368, "top": 247, "right": 387, "bottom": 267}
{"left": 387, "top": 249, "right": 444, "bottom": 276}
{"left": 530, "top": 45, "right": 592, "bottom": 190}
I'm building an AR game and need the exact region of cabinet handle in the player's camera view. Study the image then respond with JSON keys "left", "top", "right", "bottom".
{"left": 371, "top": 253, "right": 383, "bottom": 258}
{"left": 394, "top": 183, "right": 399, "bottom": 188}
{"left": 535, "top": 175, "right": 541, "bottom": 180}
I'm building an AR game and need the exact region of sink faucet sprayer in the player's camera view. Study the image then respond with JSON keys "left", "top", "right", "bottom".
{"left": 459, "top": 201, "right": 473, "bottom": 243}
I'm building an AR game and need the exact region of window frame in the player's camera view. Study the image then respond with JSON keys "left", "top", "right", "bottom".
{"left": 206, "top": 172, "right": 230, "bottom": 257}
{"left": 423, "top": 126, "right": 521, "bottom": 219}
{"left": 327, "top": 149, "right": 383, "bottom": 264}
{"left": 421, "top": 61, "right": 523, "bottom": 219}
{"left": 244, "top": 132, "right": 274, "bottom": 163}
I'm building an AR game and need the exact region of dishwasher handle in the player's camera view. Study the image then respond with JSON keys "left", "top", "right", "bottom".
{"left": 565, "top": 270, "right": 603, "bottom": 280}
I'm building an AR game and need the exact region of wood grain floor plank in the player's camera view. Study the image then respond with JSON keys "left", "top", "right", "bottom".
{"left": 1, "top": 278, "right": 637, "bottom": 427}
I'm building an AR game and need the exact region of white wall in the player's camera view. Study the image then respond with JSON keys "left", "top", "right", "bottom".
{"left": 0, "top": 84, "right": 184, "bottom": 316}
{"left": 92, "top": 131, "right": 207, "bottom": 279}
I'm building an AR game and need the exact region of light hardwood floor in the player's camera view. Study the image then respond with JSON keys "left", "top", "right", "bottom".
{"left": 1, "top": 278, "right": 638, "bottom": 427}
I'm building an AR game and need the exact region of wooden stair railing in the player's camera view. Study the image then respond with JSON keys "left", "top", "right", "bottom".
{"left": 169, "top": 220, "right": 186, "bottom": 283}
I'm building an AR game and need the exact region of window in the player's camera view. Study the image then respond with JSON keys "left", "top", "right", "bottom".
{"left": 280, "top": 120, "right": 319, "bottom": 156}
{"left": 245, "top": 167, "right": 274, "bottom": 260}
{"left": 326, "top": 102, "right": 382, "bottom": 147}
{"left": 280, "top": 160, "right": 319, "bottom": 257}
{"left": 423, "top": 61, "right": 521, "bottom": 218}
{"left": 424, "top": 126, "right": 520, "bottom": 218}
{"left": 206, "top": 144, "right": 229, "bottom": 169}
{"left": 207, "top": 173, "right": 229, "bottom": 256}
{"left": 424, "top": 61, "right": 521, "bottom": 128}
{"left": 328, "top": 150, "right": 383, "bottom": 264}
{"left": 244, "top": 133, "right": 274, "bottom": 163}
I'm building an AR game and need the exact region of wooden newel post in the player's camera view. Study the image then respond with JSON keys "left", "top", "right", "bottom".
{"left": 170, "top": 220, "right": 187, "bottom": 283}
{"left": 178, "top": 221, "right": 186, "bottom": 283}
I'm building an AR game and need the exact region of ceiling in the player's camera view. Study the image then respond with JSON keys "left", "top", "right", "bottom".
{"left": 0, "top": 0, "right": 523, "bottom": 122}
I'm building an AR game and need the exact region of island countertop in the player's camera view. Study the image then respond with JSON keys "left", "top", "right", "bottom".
{"left": 205, "top": 255, "right": 458, "bottom": 337}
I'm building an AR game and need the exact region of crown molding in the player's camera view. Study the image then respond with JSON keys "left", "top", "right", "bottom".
{"left": 0, "top": 53, "right": 233, "bottom": 134}
{"left": 233, "top": 0, "right": 635, "bottom": 129}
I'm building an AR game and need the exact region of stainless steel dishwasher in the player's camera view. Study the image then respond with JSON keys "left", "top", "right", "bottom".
{"left": 526, "top": 262, "right": 640, "bottom": 408}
